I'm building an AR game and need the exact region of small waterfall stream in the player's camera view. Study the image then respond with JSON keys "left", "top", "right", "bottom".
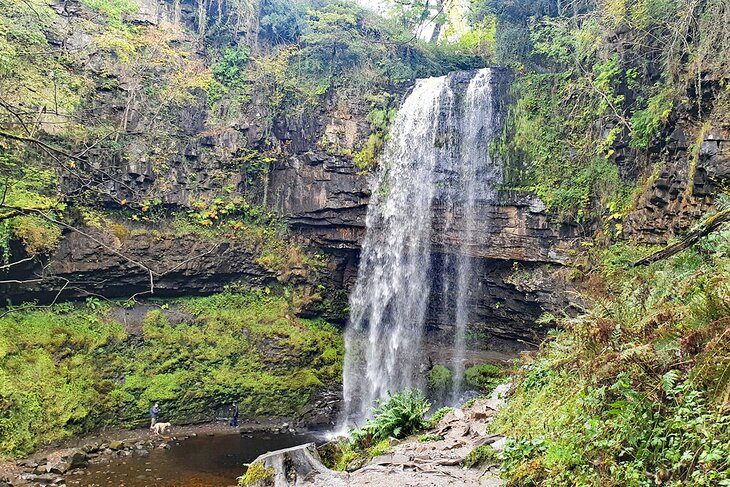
{"left": 342, "top": 68, "right": 503, "bottom": 425}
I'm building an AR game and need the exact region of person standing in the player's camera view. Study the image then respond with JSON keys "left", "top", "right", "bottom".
{"left": 150, "top": 403, "right": 161, "bottom": 428}
{"left": 229, "top": 402, "right": 238, "bottom": 427}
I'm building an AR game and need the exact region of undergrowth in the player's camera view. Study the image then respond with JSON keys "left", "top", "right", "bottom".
{"left": 494, "top": 224, "right": 730, "bottom": 486}
{"left": 0, "top": 290, "right": 343, "bottom": 458}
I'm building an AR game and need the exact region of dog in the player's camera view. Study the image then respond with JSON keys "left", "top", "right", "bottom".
{"left": 151, "top": 422, "right": 172, "bottom": 435}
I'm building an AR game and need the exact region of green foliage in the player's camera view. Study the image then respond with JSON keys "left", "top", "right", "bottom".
{"left": 351, "top": 389, "right": 431, "bottom": 447}
{"left": 329, "top": 436, "right": 392, "bottom": 471}
{"left": 79, "top": 0, "right": 138, "bottom": 29}
{"left": 423, "top": 406, "right": 454, "bottom": 429}
{"left": 630, "top": 87, "right": 675, "bottom": 148}
{"left": 246, "top": 0, "right": 484, "bottom": 135}
{"left": 462, "top": 444, "right": 499, "bottom": 468}
{"left": 464, "top": 363, "right": 502, "bottom": 393}
{"left": 0, "top": 291, "right": 343, "bottom": 458}
{"left": 354, "top": 96, "right": 398, "bottom": 170}
{"left": 260, "top": 0, "right": 304, "bottom": 44}
{"left": 212, "top": 47, "right": 251, "bottom": 89}
{"left": 8, "top": 215, "right": 62, "bottom": 257}
{"left": 418, "top": 433, "right": 444, "bottom": 442}
{"left": 491, "top": 0, "right": 728, "bottom": 223}
{"left": 494, "top": 230, "right": 730, "bottom": 485}
{"left": 501, "top": 71, "right": 634, "bottom": 222}
{"left": 427, "top": 364, "right": 453, "bottom": 393}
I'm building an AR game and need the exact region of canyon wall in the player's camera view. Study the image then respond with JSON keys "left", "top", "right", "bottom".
{"left": 5, "top": 0, "right": 728, "bottom": 349}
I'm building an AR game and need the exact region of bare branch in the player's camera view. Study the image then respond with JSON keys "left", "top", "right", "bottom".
{"left": 0, "top": 256, "right": 35, "bottom": 271}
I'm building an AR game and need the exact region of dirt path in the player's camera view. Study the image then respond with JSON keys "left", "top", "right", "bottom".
{"left": 315, "top": 398, "right": 505, "bottom": 487}
{"left": 246, "top": 386, "right": 510, "bottom": 487}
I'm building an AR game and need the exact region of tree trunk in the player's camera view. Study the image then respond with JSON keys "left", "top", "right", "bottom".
{"left": 633, "top": 208, "right": 730, "bottom": 266}
{"left": 241, "top": 443, "right": 344, "bottom": 487}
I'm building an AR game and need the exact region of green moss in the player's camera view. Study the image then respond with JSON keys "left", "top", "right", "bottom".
{"left": 464, "top": 363, "right": 503, "bottom": 394}
{"left": 79, "top": 0, "right": 138, "bottom": 29}
{"left": 427, "top": 364, "right": 453, "bottom": 392}
{"left": 238, "top": 462, "right": 274, "bottom": 486}
{"left": 333, "top": 446, "right": 360, "bottom": 471}
{"left": 462, "top": 444, "right": 499, "bottom": 468}
{"left": 0, "top": 290, "right": 343, "bottom": 459}
{"left": 418, "top": 433, "right": 444, "bottom": 442}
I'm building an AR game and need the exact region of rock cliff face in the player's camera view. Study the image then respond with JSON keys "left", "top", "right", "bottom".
{"left": 2, "top": 3, "right": 588, "bottom": 344}
{"left": 626, "top": 123, "right": 730, "bottom": 243}
{"left": 5, "top": 46, "right": 584, "bottom": 344}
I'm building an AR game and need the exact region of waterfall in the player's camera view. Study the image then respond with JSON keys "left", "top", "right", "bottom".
{"left": 341, "top": 68, "right": 503, "bottom": 426}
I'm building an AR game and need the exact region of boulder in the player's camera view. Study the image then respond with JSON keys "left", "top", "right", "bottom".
{"left": 48, "top": 461, "right": 71, "bottom": 474}
{"left": 108, "top": 440, "right": 124, "bottom": 450}
{"left": 63, "top": 450, "right": 89, "bottom": 469}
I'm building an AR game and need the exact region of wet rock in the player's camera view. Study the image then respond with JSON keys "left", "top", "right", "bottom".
{"left": 19, "top": 473, "right": 63, "bottom": 485}
{"left": 81, "top": 442, "right": 100, "bottom": 454}
{"left": 136, "top": 449, "right": 150, "bottom": 457}
{"left": 64, "top": 450, "right": 89, "bottom": 470}
{"left": 297, "top": 388, "right": 342, "bottom": 426}
{"left": 108, "top": 440, "right": 124, "bottom": 450}
{"left": 48, "top": 461, "right": 71, "bottom": 474}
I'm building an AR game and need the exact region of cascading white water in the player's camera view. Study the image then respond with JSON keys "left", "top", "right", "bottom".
{"left": 341, "top": 68, "right": 502, "bottom": 426}
{"left": 448, "top": 69, "right": 500, "bottom": 400}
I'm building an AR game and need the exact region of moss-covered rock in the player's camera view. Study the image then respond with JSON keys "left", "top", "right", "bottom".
{"left": 0, "top": 290, "right": 343, "bottom": 459}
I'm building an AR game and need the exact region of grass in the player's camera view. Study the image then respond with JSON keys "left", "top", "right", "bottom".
{"left": 0, "top": 290, "right": 343, "bottom": 459}
{"left": 462, "top": 444, "right": 499, "bottom": 468}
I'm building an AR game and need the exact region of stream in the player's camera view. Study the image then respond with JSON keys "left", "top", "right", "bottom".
{"left": 64, "top": 431, "right": 318, "bottom": 487}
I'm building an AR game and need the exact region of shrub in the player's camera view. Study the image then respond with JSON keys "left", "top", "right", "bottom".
{"left": 494, "top": 236, "right": 730, "bottom": 486}
{"left": 464, "top": 363, "right": 503, "bottom": 392}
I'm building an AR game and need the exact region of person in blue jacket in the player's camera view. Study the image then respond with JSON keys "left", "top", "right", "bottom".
{"left": 150, "top": 403, "right": 161, "bottom": 428}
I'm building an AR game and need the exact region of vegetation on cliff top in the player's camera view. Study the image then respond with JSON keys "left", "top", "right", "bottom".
{"left": 485, "top": 0, "right": 729, "bottom": 222}
{"left": 0, "top": 290, "right": 343, "bottom": 458}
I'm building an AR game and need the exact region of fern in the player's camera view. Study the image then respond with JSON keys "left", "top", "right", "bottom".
{"left": 660, "top": 369, "right": 680, "bottom": 394}
{"left": 351, "top": 389, "right": 430, "bottom": 447}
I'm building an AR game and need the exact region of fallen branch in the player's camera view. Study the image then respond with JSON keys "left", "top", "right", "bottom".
{"left": 634, "top": 208, "right": 730, "bottom": 266}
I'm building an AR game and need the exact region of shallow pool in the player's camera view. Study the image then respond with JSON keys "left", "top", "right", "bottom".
{"left": 66, "top": 431, "right": 317, "bottom": 487}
